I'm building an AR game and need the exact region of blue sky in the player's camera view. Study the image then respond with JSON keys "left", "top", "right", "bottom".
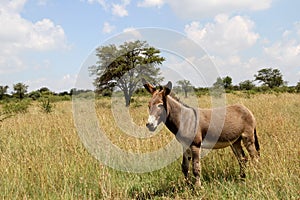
{"left": 0, "top": 0, "right": 300, "bottom": 92}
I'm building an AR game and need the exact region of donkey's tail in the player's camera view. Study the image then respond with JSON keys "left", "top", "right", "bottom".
{"left": 254, "top": 128, "right": 260, "bottom": 157}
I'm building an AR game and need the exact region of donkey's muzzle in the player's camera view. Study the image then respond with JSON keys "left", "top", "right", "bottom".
{"left": 146, "top": 123, "right": 156, "bottom": 132}
{"left": 146, "top": 115, "right": 158, "bottom": 132}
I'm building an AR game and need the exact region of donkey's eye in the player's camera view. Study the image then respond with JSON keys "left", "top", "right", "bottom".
{"left": 157, "top": 104, "right": 164, "bottom": 108}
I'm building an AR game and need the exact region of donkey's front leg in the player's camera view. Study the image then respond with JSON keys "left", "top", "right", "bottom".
{"left": 182, "top": 148, "right": 191, "bottom": 181}
{"left": 191, "top": 145, "right": 201, "bottom": 186}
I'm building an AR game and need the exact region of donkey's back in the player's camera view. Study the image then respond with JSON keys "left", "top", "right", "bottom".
{"left": 198, "top": 104, "right": 257, "bottom": 149}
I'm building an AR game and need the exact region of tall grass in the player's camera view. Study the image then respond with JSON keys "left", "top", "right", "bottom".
{"left": 0, "top": 94, "right": 299, "bottom": 199}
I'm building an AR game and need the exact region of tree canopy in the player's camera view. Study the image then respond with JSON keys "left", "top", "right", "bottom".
{"left": 213, "top": 76, "right": 233, "bottom": 89}
{"left": 13, "top": 83, "right": 28, "bottom": 100}
{"left": 89, "top": 40, "right": 165, "bottom": 106}
{"left": 254, "top": 68, "right": 284, "bottom": 88}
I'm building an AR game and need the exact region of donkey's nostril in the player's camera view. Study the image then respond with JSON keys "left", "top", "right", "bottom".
{"left": 146, "top": 122, "right": 153, "bottom": 128}
{"left": 146, "top": 123, "right": 156, "bottom": 132}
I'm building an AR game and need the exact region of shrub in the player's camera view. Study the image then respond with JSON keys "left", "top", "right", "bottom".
{"left": 0, "top": 100, "right": 30, "bottom": 122}
{"left": 28, "top": 91, "right": 42, "bottom": 100}
{"left": 40, "top": 98, "right": 54, "bottom": 113}
{"left": 2, "top": 100, "right": 30, "bottom": 114}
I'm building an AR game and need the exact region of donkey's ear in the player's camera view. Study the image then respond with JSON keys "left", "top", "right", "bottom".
{"left": 143, "top": 79, "right": 156, "bottom": 94}
{"left": 163, "top": 81, "right": 172, "bottom": 96}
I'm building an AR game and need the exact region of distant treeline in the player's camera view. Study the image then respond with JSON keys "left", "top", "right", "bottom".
{"left": 1, "top": 68, "right": 299, "bottom": 102}
{"left": 0, "top": 84, "right": 94, "bottom": 102}
{"left": 1, "top": 81, "right": 300, "bottom": 102}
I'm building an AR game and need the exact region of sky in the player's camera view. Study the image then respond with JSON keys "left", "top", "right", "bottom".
{"left": 0, "top": 0, "right": 300, "bottom": 92}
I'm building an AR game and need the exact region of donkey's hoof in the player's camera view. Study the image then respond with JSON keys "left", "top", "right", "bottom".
{"left": 240, "top": 173, "right": 246, "bottom": 179}
{"left": 194, "top": 180, "right": 202, "bottom": 188}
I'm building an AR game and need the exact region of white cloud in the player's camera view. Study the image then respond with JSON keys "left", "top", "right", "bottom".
{"left": 112, "top": 3, "right": 128, "bottom": 17}
{"left": 263, "top": 39, "right": 300, "bottom": 85}
{"left": 82, "top": 0, "right": 271, "bottom": 19}
{"left": 26, "top": 74, "right": 77, "bottom": 92}
{"left": 294, "top": 21, "right": 300, "bottom": 37}
{"left": 137, "top": 0, "right": 164, "bottom": 8}
{"left": 102, "top": 22, "right": 115, "bottom": 33}
{"left": 134, "top": 0, "right": 272, "bottom": 18}
{"left": 209, "top": 55, "right": 265, "bottom": 84}
{"left": 165, "top": 0, "right": 272, "bottom": 19}
{"left": 198, "top": 21, "right": 300, "bottom": 85}
{"left": 0, "top": 0, "right": 26, "bottom": 13}
{"left": 83, "top": 0, "right": 131, "bottom": 16}
{"left": 163, "top": 54, "right": 221, "bottom": 87}
{"left": 264, "top": 40, "right": 300, "bottom": 63}
{"left": 84, "top": 0, "right": 108, "bottom": 10}
{"left": 184, "top": 14, "right": 259, "bottom": 55}
{"left": 263, "top": 22, "right": 300, "bottom": 75}
{"left": 0, "top": 0, "right": 68, "bottom": 74}
{"left": 0, "top": 55, "right": 26, "bottom": 75}
{"left": 123, "top": 28, "right": 142, "bottom": 39}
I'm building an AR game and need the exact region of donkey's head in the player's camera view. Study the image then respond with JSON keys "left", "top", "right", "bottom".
{"left": 143, "top": 80, "right": 172, "bottom": 131}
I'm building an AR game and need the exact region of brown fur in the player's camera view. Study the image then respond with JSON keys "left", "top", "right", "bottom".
{"left": 143, "top": 80, "right": 260, "bottom": 186}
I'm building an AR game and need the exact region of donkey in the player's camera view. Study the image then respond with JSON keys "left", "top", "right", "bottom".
{"left": 143, "top": 80, "right": 260, "bottom": 186}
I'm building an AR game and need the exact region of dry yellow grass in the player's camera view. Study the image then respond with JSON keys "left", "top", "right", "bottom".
{"left": 0, "top": 93, "right": 299, "bottom": 199}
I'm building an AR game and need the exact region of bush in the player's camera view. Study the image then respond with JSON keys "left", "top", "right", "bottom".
{"left": 2, "top": 100, "right": 30, "bottom": 114}
{"left": 194, "top": 88, "right": 209, "bottom": 97}
{"left": 0, "top": 100, "right": 30, "bottom": 122}
{"left": 40, "top": 98, "right": 54, "bottom": 113}
{"left": 28, "top": 91, "right": 42, "bottom": 100}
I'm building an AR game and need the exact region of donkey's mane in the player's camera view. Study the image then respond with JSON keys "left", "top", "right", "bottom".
{"left": 155, "top": 85, "right": 192, "bottom": 109}
{"left": 168, "top": 92, "right": 193, "bottom": 109}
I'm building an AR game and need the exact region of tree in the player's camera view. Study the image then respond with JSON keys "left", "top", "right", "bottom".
{"left": 13, "top": 83, "right": 28, "bottom": 100}
{"left": 239, "top": 80, "right": 255, "bottom": 90}
{"left": 296, "top": 81, "right": 300, "bottom": 93}
{"left": 254, "top": 68, "right": 284, "bottom": 88}
{"left": 89, "top": 40, "right": 165, "bottom": 106}
{"left": 39, "top": 87, "right": 54, "bottom": 97}
{"left": 28, "top": 91, "right": 41, "bottom": 100}
{"left": 176, "top": 80, "right": 193, "bottom": 98}
{"left": 213, "top": 76, "right": 233, "bottom": 89}
{"left": 222, "top": 76, "right": 233, "bottom": 89}
{"left": 0, "top": 85, "right": 9, "bottom": 100}
{"left": 213, "top": 77, "right": 224, "bottom": 88}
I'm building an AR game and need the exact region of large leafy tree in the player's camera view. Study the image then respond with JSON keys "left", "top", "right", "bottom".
{"left": 89, "top": 40, "right": 165, "bottom": 106}
{"left": 254, "top": 68, "right": 284, "bottom": 88}
{"left": 13, "top": 83, "right": 28, "bottom": 100}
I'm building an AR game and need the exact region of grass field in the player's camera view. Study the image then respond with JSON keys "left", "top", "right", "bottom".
{"left": 0, "top": 93, "right": 299, "bottom": 199}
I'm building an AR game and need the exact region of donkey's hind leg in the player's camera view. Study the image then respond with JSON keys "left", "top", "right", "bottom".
{"left": 191, "top": 145, "right": 201, "bottom": 187}
{"left": 242, "top": 128, "right": 260, "bottom": 163}
{"left": 231, "top": 136, "right": 247, "bottom": 178}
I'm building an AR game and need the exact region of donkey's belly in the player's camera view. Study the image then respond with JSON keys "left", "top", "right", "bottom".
{"left": 201, "top": 140, "right": 233, "bottom": 149}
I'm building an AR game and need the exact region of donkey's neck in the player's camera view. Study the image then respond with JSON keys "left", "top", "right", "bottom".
{"left": 164, "top": 95, "right": 196, "bottom": 138}
{"left": 164, "top": 96, "right": 181, "bottom": 134}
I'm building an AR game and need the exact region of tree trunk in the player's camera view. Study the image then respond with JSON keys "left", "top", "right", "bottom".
{"left": 184, "top": 90, "right": 188, "bottom": 98}
{"left": 124, "top": 91, "right": 131, "bottom": 107}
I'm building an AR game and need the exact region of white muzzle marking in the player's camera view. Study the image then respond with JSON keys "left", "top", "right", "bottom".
{"left": 148, "top": 115, "right": 158, "bottom": 128}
